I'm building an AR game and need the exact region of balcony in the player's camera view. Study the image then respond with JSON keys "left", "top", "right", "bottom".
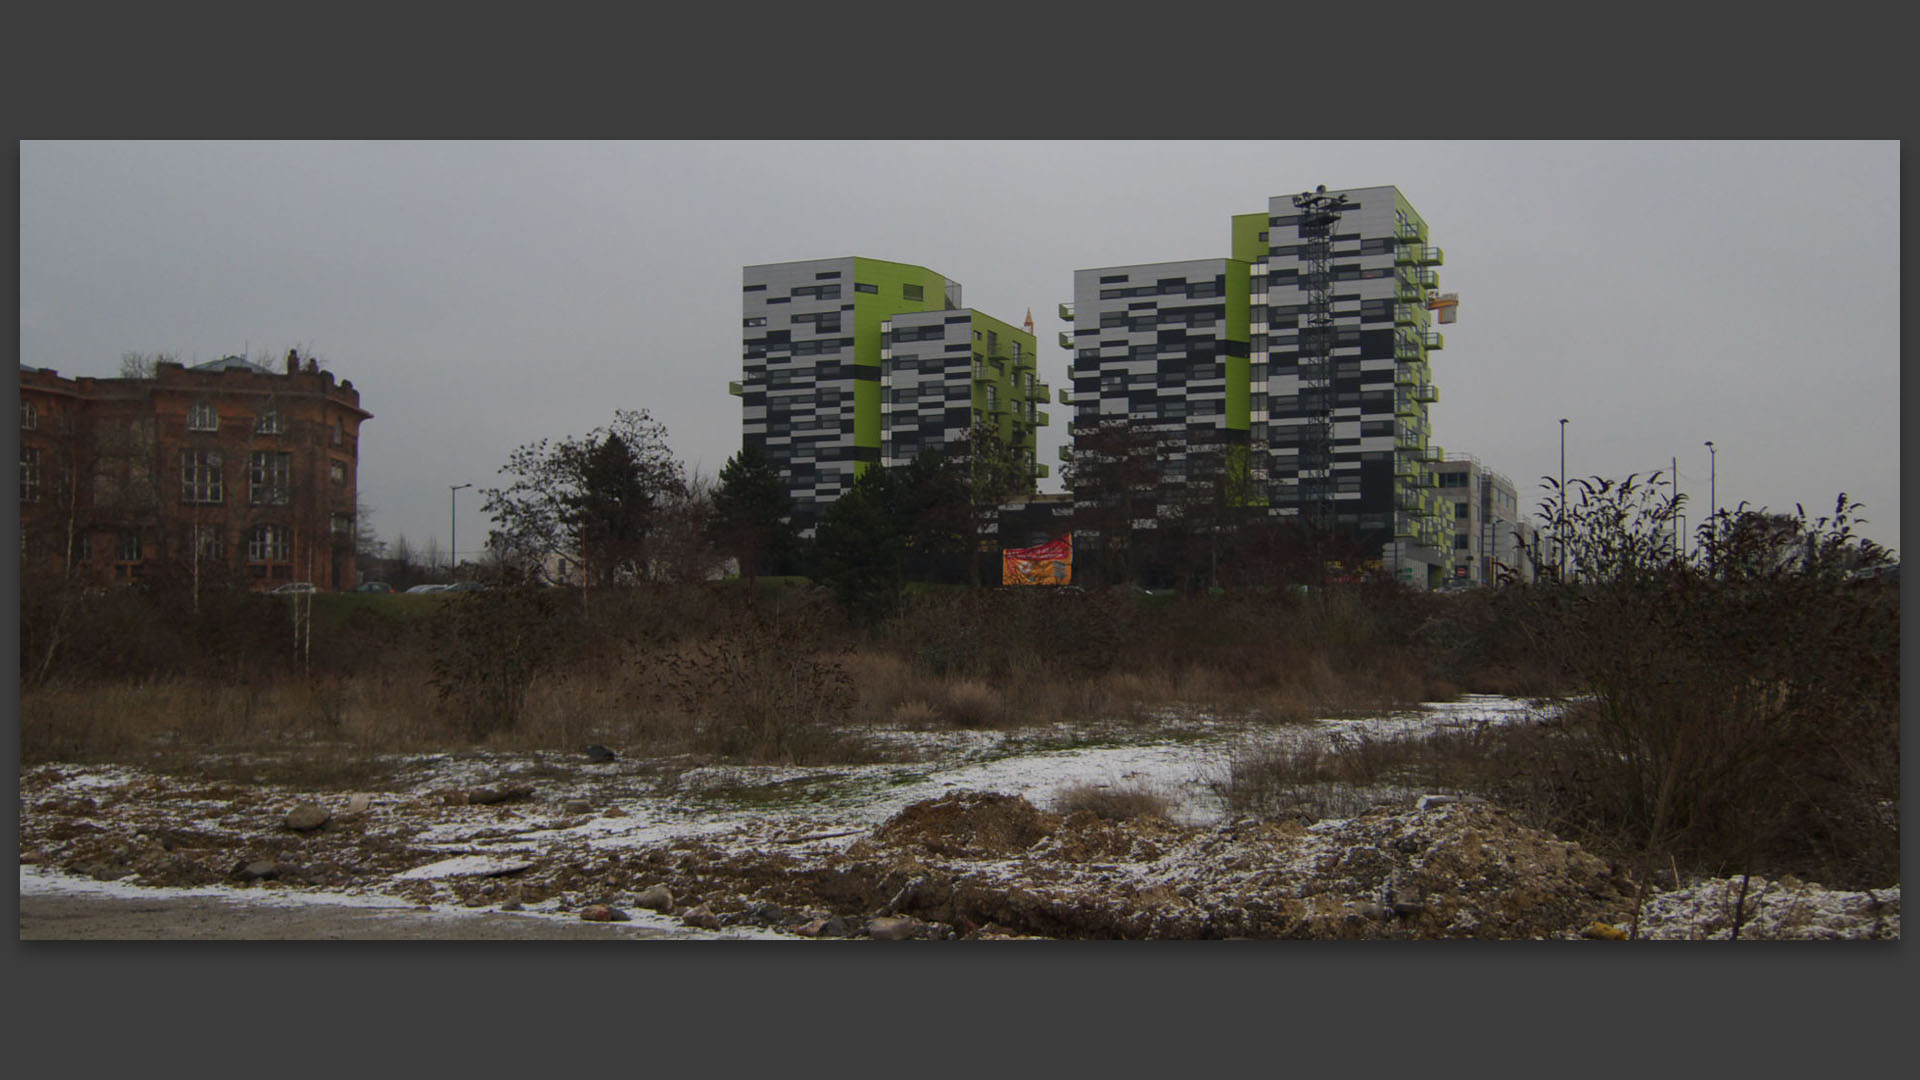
{"left": 1421, "top": 443, "right": 1445, "bottom": 462}
{"left": 1058, "top": 302, "right": 1074, "bottom": 322}
{"left": 1394, "top": 392, "right": 1419, "bottom": 416}
{"left": 1415, "top": 268, "right": 1439, "bottom": 289}
{"left": 1416, "top": 383, "right": 1439, "bottom": 403}
{"left": 1395, "top": 303, "right": 1424, "bottom": 326}
{"left": 1415, "top": 245, "right": 1443, "bottom": 266}
{"left": 1424, "top": 330, "right": 1444, "bottom": 350}
{"left": 1393, "top": 453, "right": 1420, "bottom": 478}
{"left": 728, "top": 381, "right": 743, "bottom": 397}
{"left": 1058, "top": 388, "right": 1072, "bottom": 405}
{"left": 1036, "top": 411, "right": 1050, "bottom": 427}
{"left": 1393, "top": 512, "right": 1418, "bottom": 538}
{"left": 1034, "top": 463, "right": 1050, "bottom": 480}
{"left": 1058, "top": 331, "right": 1073, "bottom": 350}
{"left": 1394, "top": 362, "right": 1427, "bottom": 386}
{"left": 1395, "top": 220, "right": 1426, "bottom": 243}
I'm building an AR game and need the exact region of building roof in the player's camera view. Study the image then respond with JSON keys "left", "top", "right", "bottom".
{"left": 189, "top": 356, "right": 275, "bottom": 374}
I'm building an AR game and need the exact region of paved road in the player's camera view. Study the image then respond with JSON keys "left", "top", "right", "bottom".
{"left": 19, "top": 890, "right": 694, "bottom": 940}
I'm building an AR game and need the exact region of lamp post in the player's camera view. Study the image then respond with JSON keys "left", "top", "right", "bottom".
{"left": 450, "top": 483, "right": 471, "bottom": 578}
{"left": 1558, "top": 418, "right": 1568, "bottom": 580}
{"left": 1703, "top": 441, "right": 1715, "bottom": 573}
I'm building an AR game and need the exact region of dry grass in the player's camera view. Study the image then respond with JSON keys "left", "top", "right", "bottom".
{"left": 1216, "top": 730, "right": 1432, "bottom": 822}
{"left": 1052, "top": 781, "right": 1174, "bottom": 822}
{"left": 888, "top": 699, "right": 941, "bottom": 728}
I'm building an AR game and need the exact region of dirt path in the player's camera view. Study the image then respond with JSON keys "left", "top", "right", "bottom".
{"left": 18, "top": 890, "right": 696, "bottom": 940}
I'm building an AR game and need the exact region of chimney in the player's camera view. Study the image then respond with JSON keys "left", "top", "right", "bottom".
{"left": 286, "top": 348, "right": 299, "bottom": 375}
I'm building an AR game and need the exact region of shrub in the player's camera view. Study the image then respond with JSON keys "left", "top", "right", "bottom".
{"left": 428, "top": 588, "right": 566, "bottom": 739}
{"left": 940, "top": 679, "right": 1005, "bottom": 729}
{"left": 1497, "top": 481, "right": 1899, "bottom": 888}
{"left": 660, "top": 610, "right": 863, "bottom": 763}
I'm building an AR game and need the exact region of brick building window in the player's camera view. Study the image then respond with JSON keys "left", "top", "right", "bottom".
{"left": 193, "top": 527, "right": 224, "bottom": 562}
{"left": 181, "top": 448, "right": 224, "bottom": 503}
{"left": 332, "top": 419, "right": 345, "bottom": 446}
{"left": 248, "top": 524, "right": 290, "bottom": 563}
{"left": 21, "top": 400, "right": 36, "bottom": 430}
{"left": 21, "top": 447, "right": 40, "bottom": 502}
{"left": 119, "top": 531, "right": 142, "bottom": 562}
{"left": 329, "top": 460, "right": 347, "bottom": 485}
{"left": 249, "top": 451, "right": 291, "bottom": 505}
{"left": 255, "top": 409, "right": 286, "bottom": 435}
{"left": 331, "top": 512, "right": 353, "bottom": 538}
{"left": 187, "top": 401, "right": 219, "bottom": 431}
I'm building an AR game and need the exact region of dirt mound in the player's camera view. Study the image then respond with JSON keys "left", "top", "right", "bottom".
{"left": 541, "top": 796, "right": 1640, "bottom": 939}
{"left": 871, "top": 792, "right": 1060, "bottom": 859}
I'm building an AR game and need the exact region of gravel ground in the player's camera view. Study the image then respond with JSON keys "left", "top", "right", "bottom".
{"left": 18, "top": 888, "right": 697, "bottom": 940}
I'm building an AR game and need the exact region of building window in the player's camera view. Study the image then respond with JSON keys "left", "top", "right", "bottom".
{"left": 181, "top": 448, "right": 224, "bottom": 503}
{"left": 331, "top": 512, "right": 353, "bottom": 538}
{"left": 118, "top": 530, "right": 142, "bottom": 563}
{"left": 21, "top": 400, "right": 36, "bottom": 430}
{"left": 329, "top": 460, "right": 347, "bottom": 485}
{"left": 21, "top": 447, "right": 40, "bottom": 502}
{"left": 743, "top": 316, "right": 767, "bottom": 328}
{"left": 248, "top": 524, "right": 290, "bottom": 563}
{"left": 187, "top": 401, "right": 219, "bottom": 431}
{"left": 193, "top": 527, "right": 223, "bottom": 563}
{"left": 903, "top": 283, "right": 924, "bottom": 301}
{"left": 854, "top": 283, "right": 878, "bottom": 294}
{"left": 254, "top": 409, "right": 286, "bottom": 435}
{"left": 332, "top": 419, "right": 345, "bottom": 446}
{"left": 249, "top": 451, "right": 292, "bottom": 505}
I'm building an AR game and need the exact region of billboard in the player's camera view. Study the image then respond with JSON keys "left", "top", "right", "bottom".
{"left": 1002, "top": 534, "right": 1073, "bottom": 586}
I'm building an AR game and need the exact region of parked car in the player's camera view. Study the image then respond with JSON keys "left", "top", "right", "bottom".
{"left": 443, "top": 581, "right": 487, "bottom": 592}
{"left": 349, "top": 581, "right": 394, "bottom": 594}
{"left": 404, "top": 583, "right": 450, "bottom": 594}
{"left": 269, "top": 582, "right": 318, "bottom": 594}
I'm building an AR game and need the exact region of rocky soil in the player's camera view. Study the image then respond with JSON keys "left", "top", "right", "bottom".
{"left": 19, "top": 755, "right": 1897, "bottom": 941}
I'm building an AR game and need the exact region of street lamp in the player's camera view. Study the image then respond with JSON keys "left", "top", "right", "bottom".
{"left": 1703, "top": 441, "right": 1716, "bottom": 572}
{"left": 1558, "top": 418, "right": 1568, "bottom": 580}
{"left": 450, "top": 483, "right": 472, "bottom": 578}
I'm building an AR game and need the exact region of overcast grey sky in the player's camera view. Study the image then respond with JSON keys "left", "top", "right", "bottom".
{"left": 18, "top": 141, "right": 1902, "bottom": 561}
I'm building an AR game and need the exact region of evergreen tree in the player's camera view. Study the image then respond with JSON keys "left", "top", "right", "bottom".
{"left": 709, "top": 445, "right": 797, "bottom": 598}
{"left": 810, "top": 465, "right": 909, "bottom": 621}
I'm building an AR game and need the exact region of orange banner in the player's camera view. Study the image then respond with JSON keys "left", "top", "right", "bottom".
{"left": 1002, "top": 534, "right": 1073, "bottom": 586}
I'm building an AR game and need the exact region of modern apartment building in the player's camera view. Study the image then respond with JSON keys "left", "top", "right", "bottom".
{"left": 734, "top": 256, "right": 1047, "bottom": 528}
{"left": 1434, "top": 455, "right": 1532, "bottom": 586}
{"left": 1064, "top": 256, "right": 1251, "bottom": 498}
{"left": 1062, "top": 184, "right": 1457, "bottom": 586}
{"left": 18, "top": 350, "right": 371, "bottom": 591}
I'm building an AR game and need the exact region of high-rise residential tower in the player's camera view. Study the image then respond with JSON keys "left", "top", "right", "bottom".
{"left": 1063, "top": 257, "right": 1251, "bottom": 531}
{"left": 734, "top": 257, "right": 1046, "bottom": 528}
{"left": 1063, "top": 184, "right": 1456, "bottom": 586}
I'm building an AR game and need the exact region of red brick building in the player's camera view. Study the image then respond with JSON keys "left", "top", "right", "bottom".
{"left": 19, "top": 350, "right": 372, "bottom": 591}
